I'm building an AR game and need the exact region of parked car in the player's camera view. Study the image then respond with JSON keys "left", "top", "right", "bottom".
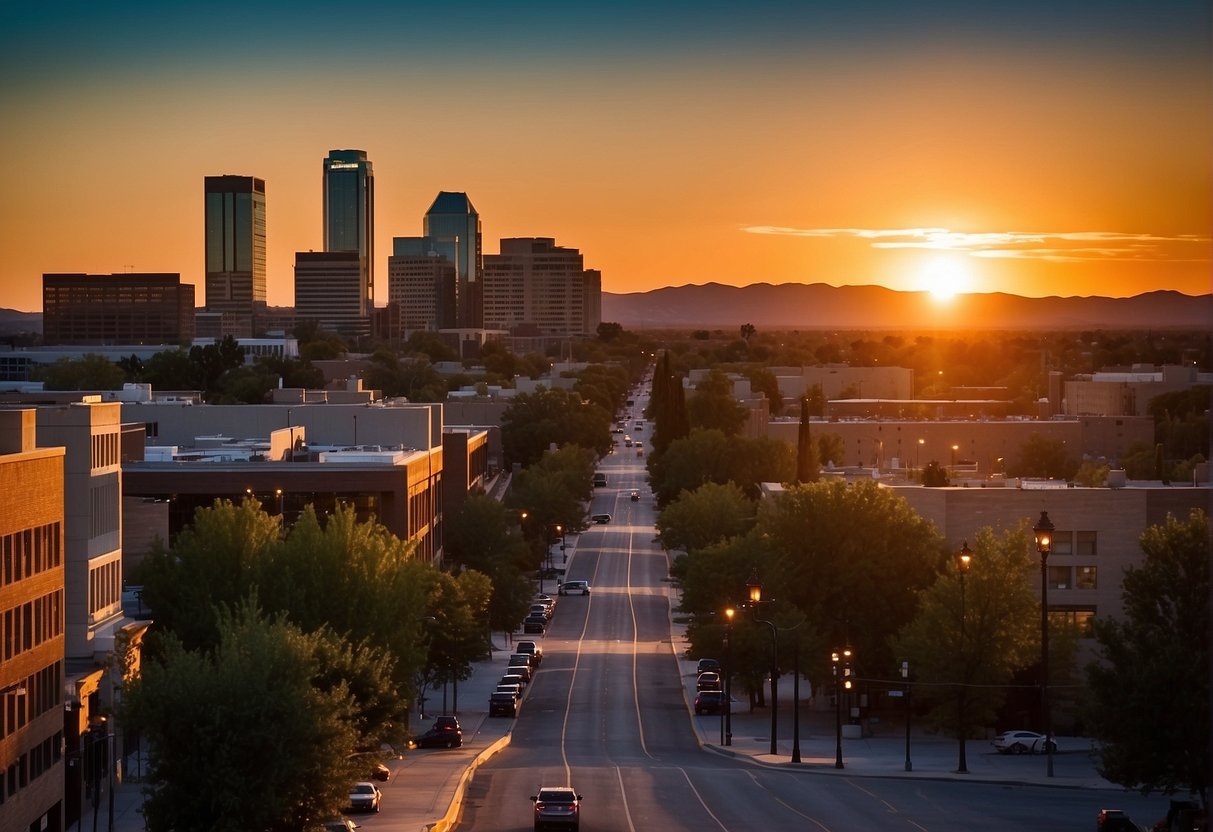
{"left": 500, "top": 673, "right": 526, "bottom": 691}
{"left": 489, "top": 691, "right": 517, "bottom": 717}
{"left": 496, "top": 683, "right": 522, "bottom": 700}
{"left": 322, "top": 820, "right": 359, "bottom": 832}
{"left": 694, "top": 690, "right": 728, "bottom": 715}
{"left": 530, "top": 603, "right": 554, "bottom": 620}
{"left": 516, "top": 640, "right": 544, "bottom": 665}
{"left": 696, "top": 658, "right": 721, "bottom": 675}
{"left": 560, "top": 580, "right": 591, "bottom": 596}
{"left": 532, "top": 786, "right": 583, "bottom": 831}
{"left": 696, "top": 671, "right": 722, "bottom": 692}
{"left": 347, "top": 781, "right": 382, "bottom": 813}
{"left": 1096, "top": 809, "right": 1143, "bottom": 831}
{"left": 992, "top": 730, "right": 1056, "bottom": 754}
{"left": 507, "top": 664, "right": 532, "bottom": 684}
{"left": 368, "top": 762, "right": 389, "bottom": 782}
{"left": 509, "top": 652, "right": 534, "bottom": 669}
{"left": 523, "top": 614, "right": 547, "bottom": 634}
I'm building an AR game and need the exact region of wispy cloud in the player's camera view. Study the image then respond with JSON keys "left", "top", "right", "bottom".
{"left": 742, "top": 227, "right": 1211, "bottom": 262}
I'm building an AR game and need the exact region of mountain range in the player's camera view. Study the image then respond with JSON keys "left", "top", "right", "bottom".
{"left": 601, "top": 283, "right": 1212, "bottom": 330}
{"left": 1, "top": 284, "right": 1208, "bottom": 337}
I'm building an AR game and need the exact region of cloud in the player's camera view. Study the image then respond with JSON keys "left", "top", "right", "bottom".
{"left": 741, "top": 226, "right": 1211, "bottom": 262}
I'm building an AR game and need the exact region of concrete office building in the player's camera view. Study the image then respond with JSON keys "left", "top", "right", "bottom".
{"left": 294, "top": 251, "right": 370, "bottom": 338}
{"left": 482, "top": 238, "right": 602, "bottom": 337}
{"left": 387, "top": 237, "right": 459, "bottom": 331}
{"left": 204, "top": 175, "right": 267, "bottom": 338}
{"left": 1064, "top": 364, "right": 1213, "bottom": 417}
{"left": 323, "top": 150, "right": 374, "bottom": 318}
{"left": 424, "top": 192, "right": 482, "bottom": 329}
{"left": 42, "top": 274, "right": 195, "bottom": 346}
{"left": 0, "top": 410, "right": 66, "bottom": 832}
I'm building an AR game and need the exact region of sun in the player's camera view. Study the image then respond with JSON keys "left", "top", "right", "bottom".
{"left": 919, "top": 257, "right": 971, "bottom": 301}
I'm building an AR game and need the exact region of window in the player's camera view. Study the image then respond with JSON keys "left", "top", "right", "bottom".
{"left": 1077, "top": 531, "right": 1097, "bottom": 557}
{"left": 1075, "top": 566, "right": 1097, "bottom": 590}
{"left": 1047, "top": 565, "right": 1071, "bottom": 590}
{"left": 1052, "top": 607, "right": 1096, "bottom": 637}
{"left": 1051, "top": 531, "right": 1073, "bottom": 557}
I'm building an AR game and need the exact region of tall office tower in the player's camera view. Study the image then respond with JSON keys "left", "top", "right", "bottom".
{"left": 294, "top": 251, "right": 370, "bottom": 338}
{"left": 387, "top": 237, "right": 459, "bottom": 331}
{"left": 204, "top": 175, "right": 266, "bottom": 338}
{"left": 42, "top": 273, "right": 196, "bottom": 345}
{"left": 0, "top": 409, "right": 66, "bottom": 832}
{"left": 482, "top": 238, "right": 602, "bottom": 336}
{"left": 424, "top": 192, "right": 481, "bottom": 329}
{"left": 323, "top": 150, "right": 375, "bottom": 318}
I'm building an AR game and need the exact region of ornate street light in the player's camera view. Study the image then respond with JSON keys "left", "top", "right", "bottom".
{"left": 723, "top": 606, "right": 735, "bottom": 747}
{"left": 746, "top": 572, "right": 763, "bottom": 604}
{"left": 746, "top": 574, "right": 779, "bottom": 756}
{"left": 1033, "top": 510, "right": 1055, "bottom": 778}
{"left": 832, "top": 648, "right": 852, "bottom": 768}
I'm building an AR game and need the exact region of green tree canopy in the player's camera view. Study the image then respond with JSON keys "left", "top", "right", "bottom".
{"left": 1086, "top": 509, "right": 1209, "bottom": 806}
{"left": 125, "top": 603, "right": 367, "bottom": 832}
{"left": 686, "top": 369, "right": 748, "bottom": 436}
{"left": 656, "top": 481, "right": 755, "bottom": 555}
{"left": 500, "top": 387, "right": 612, "bottom": 467}
{"left": 1008, "top": 433, "right": 1078, "bottom": 480}
{"left": 648, "top": 428, "right": 793, "bottom": 505}
{"left": 35, "top": 353, "right": 127, "bottom": 390}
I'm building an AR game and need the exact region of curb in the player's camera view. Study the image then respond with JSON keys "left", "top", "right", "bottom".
{"left": 427, "top": 731, "right": 513, "bottom": 832}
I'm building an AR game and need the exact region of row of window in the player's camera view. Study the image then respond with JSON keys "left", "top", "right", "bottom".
{"left": 0, "top": 730, "right": 63, "bottom": 807}
{"left": 1050, "top": 530, "right": 1098, "bottom": 557}
{"left": 0, "top": 660, "right": 61, "bottom": 740}
{"left": 91, "top": 431, "right": 120, "bottom": 470}
{"left": 1, "top": 523, "right": 62, "bottom": 588}
{"left": 90, "top": 478, "right": 120, "bottom": 538}
{"left": 1048, "top": 564, "right": 1098, "bottom": 590}
{"left": 1, "top": 590, "right": 64, "bottom": 662}
{"left": 89, "top": 559, "right": 122, "bottom": 623}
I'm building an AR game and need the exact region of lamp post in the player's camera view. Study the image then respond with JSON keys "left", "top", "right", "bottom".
{"left": 902, "top": 660, "right": 912, "bottom": 771}
{"left": 956, "top": 540, "right": 973, "bottom": 774}
{"left": 791, "top": 644, "right": 801, "bottom": 763}
{"left": 723, "top": 606, "right": 734, "bottom": 747}
{"left": 951, "top": 443, "right": 959, "bottom": 473}
{"left": 747, "top": 575, "right": 778, "bottom": 756}
{"left": 1034, "top": 510, "right": 1055, "bottom": 778}
{"left": 831, "top": 649, "right": 850, "bottom": 768}
{"left": 917, "top": 438, "right": 924, "bottom": 473}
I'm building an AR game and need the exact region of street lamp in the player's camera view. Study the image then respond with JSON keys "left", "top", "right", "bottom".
{"left": 1034, "top": 510, "right": 1055, "bottom": 778}
{"left": 832, "top": 648, "right": 852, "bottom": 768}
{"left": 902, "top": 660, "right": 912, "bottom": 771}
{"left": 956, "top": 540, "right": 973, "bottom": 774}
{"left": 723, "top": 606, "right": 734, "bottom": 747}
{"left": 917, "top": 438, "right": 924, "bottom": 472}
{"left": 951, "top": 443, "right": 959, "bottom": 472}
{"left": 747, "top": 575, "right": 779, "bottom": 756}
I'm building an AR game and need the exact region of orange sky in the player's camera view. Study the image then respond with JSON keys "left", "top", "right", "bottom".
{"left": 1, "top": 3, "right": 1209, "bottom": 313}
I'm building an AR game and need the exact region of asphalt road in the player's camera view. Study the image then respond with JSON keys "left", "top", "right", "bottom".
{"left": 456, "top": 414, "right": 1170, "bottom": 832}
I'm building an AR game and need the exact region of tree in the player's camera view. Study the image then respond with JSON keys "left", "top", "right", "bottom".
{"left": 1007, "top": 433, "right": 1078, "bottom": 480}
{"left": 500, "top": 387, "right": 611, "bottom": 467}
{"left": 686, "top": 369, "right": 747, "bottom": 436}
{"left": 35, "top": 353, "right": 127, "bottom": 390}
{"left": 656, "top": 481, "right": 755, "bottom": 554}
{"left": 796, "top": 395, "right": 820, "bottom": 483}
{"left": 817, "top": 432, "right": 845, "bottom": 468}
{"left": 444, "top": 494, "right": 535, "bottom": 637}
{"left": 125, "top": 603, "right": 366, "bottom": 831}
{"left": 922, "top": 460, "right": 951, "bottom": 487}
{"left": 894, "top": 526, "right": 1041, "bottom": 771}
{"left": 740, "top": 323, "right": 756, "bottom": 343}
{"left": 1086, "top": 509, "right": 1209, "bottom": 807}
{"left": 597, "top": 321, "right": 624, "bottom": 342}
{"left": 139, "top": 348, "right": 199, "bottom": 390}
{"left": 1073, "top": 460, "right": 1110, "bottom": 487}
{"left": 747, "top": 367, "right": 784, "bottom": 416}
{"left": 648, "top": 429, "right": 793, "bottom": 506}
{"left": 189, "top": 336, "right": 247, "bottom": 401}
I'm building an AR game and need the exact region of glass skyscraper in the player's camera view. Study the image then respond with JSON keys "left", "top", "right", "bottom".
{"left": 323, "top": 150, "right": 375, "bottom": 312}
{"left": 424, "top": 192, "right": 481, "bottom": 328}
{"left": 204, "top": 175, "right": 266, "bottom": 337}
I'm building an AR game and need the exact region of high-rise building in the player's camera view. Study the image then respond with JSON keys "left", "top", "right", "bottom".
{"left": 0, "top": 409, "right": 66, "bottom": 832}
{"left": 294, "top": 251, "right": 370, "bottom": 338}
{"left": 482, "top": 238, "right": 602, "bottom": 336}
{"left": 42, "top": 273, "right": 196, "bottom": 345}
{"left": 204, "top": 175, "right": 266, "bottom": 338}
{"left": 323, "top": 150, "right": 374, "bottom": 317}
{"left": 387, "top": 237, "right": 459, "bottom": 332}
{"left": 424, "top": 192, "right": 481, "bottom": 329}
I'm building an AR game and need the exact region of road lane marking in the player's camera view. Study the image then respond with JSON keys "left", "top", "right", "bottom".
{"left": 614, "top": 765, "right": 639, "bottom": 832}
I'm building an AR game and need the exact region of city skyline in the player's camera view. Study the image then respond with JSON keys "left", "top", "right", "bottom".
{"left": 1, "top": 1, "right": 1209, "bottom": 315}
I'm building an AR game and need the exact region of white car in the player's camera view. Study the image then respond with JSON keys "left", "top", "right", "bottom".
{"left": 992, "top": 730, "right": 1056, "bottom": 755}
{"left": 559, "top": 580, "right": 590, "bottom": 596}
{"left": 348, "top": 781, "right": 381, "bottom": 813}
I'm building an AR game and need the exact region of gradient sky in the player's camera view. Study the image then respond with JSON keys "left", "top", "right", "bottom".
{"left": 2, "top": 1, "right": 1209, "bottom": 313}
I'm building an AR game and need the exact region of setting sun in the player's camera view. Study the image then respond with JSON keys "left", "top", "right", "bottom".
{"left": 919, "top": 257, "right": 972, "bottom": 301}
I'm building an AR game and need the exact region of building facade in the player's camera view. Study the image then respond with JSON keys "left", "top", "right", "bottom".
{"left": 294, "top": 251, "right": 370, "bottom": 338}
{"left": 387, "top": 237, "right": 459, "bottom": 331}
{"left": 0, "top": 410, "right": 66, "bottom": 832}
{"left": 42, "top": 274, "right": 196, "bottom": 346}
{"left": 424, "top": 192, "right": 482, "bottom": 329}
{"left": 203, "top": 175, "right": 267, "bottom": 338}
{"left": 322, "top": 150, "right": 374, "bottom": 317}
{"left": 482, "top": 238, "right": 602, "bottom": 337}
